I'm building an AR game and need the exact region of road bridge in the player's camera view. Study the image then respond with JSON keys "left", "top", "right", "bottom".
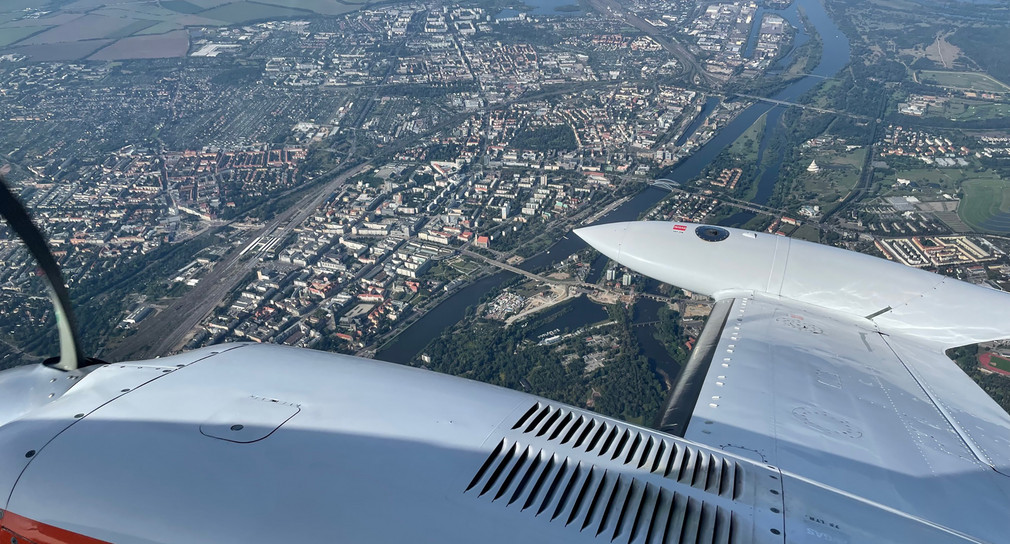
{"left": 647, "top": 181, "right": 788, "bottom": 218}
{"left": 460, "top": 249, "right": 598, "bottom": 289}
{"left": 733, "top": 94, "right": 872, "bottom": 120}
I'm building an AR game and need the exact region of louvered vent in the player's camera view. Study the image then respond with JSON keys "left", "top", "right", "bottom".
{"left": 511, "top": 403, "right": 743, "bottom": 500}
{"left": 466, "top": 439, "right": 741, "bottom": 544}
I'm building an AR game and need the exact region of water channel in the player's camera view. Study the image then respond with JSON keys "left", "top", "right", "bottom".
{"left": 377, "top": 0, "right": 852, "bottom": 375}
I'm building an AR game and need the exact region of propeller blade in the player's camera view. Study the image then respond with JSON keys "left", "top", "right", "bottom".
{"left": 0, "top": 177, "right": 83, "bottom": 371}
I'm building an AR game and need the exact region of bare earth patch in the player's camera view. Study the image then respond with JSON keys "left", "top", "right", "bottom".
{"left": 924, "top": 32, "right": 960, "bottom": 69}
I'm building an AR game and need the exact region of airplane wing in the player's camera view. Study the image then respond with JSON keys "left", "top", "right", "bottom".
{"left": 576, "top": 221, "right": 1010, "bottom": 544}
{"left": 0, "top": 218, "right": 1005, "bottom": 543}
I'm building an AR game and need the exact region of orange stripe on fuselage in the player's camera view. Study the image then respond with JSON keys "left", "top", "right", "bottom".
{"left": 1, "top": 510, "right": 110, "bottom": 544}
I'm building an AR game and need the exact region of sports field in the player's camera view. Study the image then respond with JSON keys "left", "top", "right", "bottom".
{"left": 920, "top": 70, "right": 1010, "bottom": 93}
{"left": 991, "top": 355, "right": 1010, "bottom": 373}
{"left": 980, "top": 352, "right": 1010, "bottom": 376}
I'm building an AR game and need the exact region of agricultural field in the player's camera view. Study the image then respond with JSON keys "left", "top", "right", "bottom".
{"left": 0, "top": 13, "right": 84, "bottom": 30}
{"left": 0, "top": 0, "right": 367, "bottom": 60}
{"left": 11, "top": 40, "right": 113, "bottom": 61}
{"left": 958, "top": 177, "right": 1010, "bottom": 233}
{"left": 20, "top": 14, "right": 136, "bottom": 45}
{"left": 255, "top": 0, "right": 366, "bottom": 15}
{"left": 199, "top": 2, "right": 314, "bottom": 24}
{"left": 0, "top": 26, "right": 46, "bottom": 47}
{"left": 136, "top": 22, "right": 190, "bottom": 36}
{"left": 161, "top": 0, "right": 206, "bottom": 14}
{"left": 105, "top": 20, "right": 159, "bottom": 39}
{"left": 919, "top": 70, "right": 1010, "bottom": 93}
{"left": 89, "top": 30, "right": 190, "bottom": 61}
{"left": 189, "top": 0, "right": 244, "bottom": 8}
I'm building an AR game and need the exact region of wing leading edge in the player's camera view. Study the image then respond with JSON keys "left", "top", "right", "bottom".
{"left": 576, "top": 221, "right": 1010, "bottom": 543}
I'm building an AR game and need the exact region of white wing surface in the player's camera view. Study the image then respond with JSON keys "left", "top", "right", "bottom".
{"left": 0, "top": 220, "right": 1005, "bottom": 543}
{"left": 576, "top": 221, "right": 1010, "bottom": 543}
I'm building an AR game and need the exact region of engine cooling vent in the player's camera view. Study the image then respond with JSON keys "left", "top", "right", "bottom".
{"left": 465, "top": 439, "right": 742, "bottom": 544}
{"left": 511, "top": 403, "right": 743, "bottom": 500}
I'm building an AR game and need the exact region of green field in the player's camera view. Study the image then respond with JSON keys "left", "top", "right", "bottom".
{"left": 200, "top": 1, "right": 313, "bottom": 23}
{"left": 728, "top": 112, "right": 766, "bottom": 161}
{"left": 959, "top": 177, "right": 1010, "bottom": 232}
{"left": 161, "top": 0, "right": 205, "bottom": 14}
{"left": 990, "top": 355, "right": 1010, "bottom": 373}
{"left": 920, "top": 70, "right": 1010, "bottom": 93}
{"left": 0, "top": 26, "right": 47, "bottom": 47}
{"left": 105, "top": 19, "right": 158, "bottom": 39}
{"left": 795, "top": 147, "right": 865, "bottom": 207}
{"left": 811, "top": 79, "right": 842, "bottom": 109}
{"left": 258, "top": 0, "right": 364, "bottom": 14}
{"left": 790, "top": 224, "right": 821, "bottom": 242}
{"left": 885, "top": 167, "right": 963, "bottom": 194}
{"left": 925, "top": 98, "right": 1010, "bottom": 121}
{"left": 136, "top": 21, "right": 183, "bottom": 35}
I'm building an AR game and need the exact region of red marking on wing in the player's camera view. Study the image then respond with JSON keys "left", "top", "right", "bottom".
{"left": 672, "top": 224, "right": 687, "bottom": 232}
{"left": 1, "top": 510, "right": 110, "bottom": 544}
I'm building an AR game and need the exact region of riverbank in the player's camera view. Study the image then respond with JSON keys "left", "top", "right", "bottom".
{"left": 374, "top": 0, "right": 853, "bottom": 374}
{"left": 504, "top": 284, "right": 576, "bottom": 326}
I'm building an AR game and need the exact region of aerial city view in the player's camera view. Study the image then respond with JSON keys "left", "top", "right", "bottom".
{"left": 0, "top": 0, "right": 1009, "bottom": 425}
{"left": 3, "top": 0, "right": 1010, "bottom": 541}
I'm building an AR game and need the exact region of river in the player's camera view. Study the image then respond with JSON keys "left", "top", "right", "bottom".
{"left": 377, "top": 0, "right": 851, "bottom": 369}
